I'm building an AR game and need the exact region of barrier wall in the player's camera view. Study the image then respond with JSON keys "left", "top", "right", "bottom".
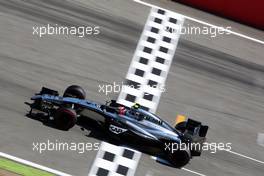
{"left": 174, "top": 0, "right": 264, "bottom": 30}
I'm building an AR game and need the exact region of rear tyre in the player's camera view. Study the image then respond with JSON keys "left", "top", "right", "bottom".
{"left": 63, "top": 85, "right": 86, "bottom": 99}
{"left": 54, "top": 107, "right": 77, "bottom": 130}
{"left": 168, "top": 149, "right": 191, "bottom": 168}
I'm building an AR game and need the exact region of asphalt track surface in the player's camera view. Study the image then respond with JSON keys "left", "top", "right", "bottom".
{"left": 0, "top": 0, "right": 264, "bottom": 176}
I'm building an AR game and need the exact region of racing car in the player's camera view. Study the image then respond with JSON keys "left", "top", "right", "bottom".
{"left": 26, "top": 85, "right": 209, "bottom": 168}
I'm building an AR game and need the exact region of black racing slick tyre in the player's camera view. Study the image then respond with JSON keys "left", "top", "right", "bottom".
{"left": 54, "top": 108, "right": 77, "bottom": 131}
{"left": 168, "top": 149, "right": 191, "bottom": 168}
{"left": 63, "top": 85, "right": 86, "bottom": 99}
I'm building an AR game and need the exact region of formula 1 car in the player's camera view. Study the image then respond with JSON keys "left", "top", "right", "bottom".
{"left": 26, "top": 85, "right": 209, "bottom": 168}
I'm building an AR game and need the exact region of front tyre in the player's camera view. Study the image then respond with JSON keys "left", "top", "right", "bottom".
{"left": 54, "top": 107, "right": 77, "bottom": 131}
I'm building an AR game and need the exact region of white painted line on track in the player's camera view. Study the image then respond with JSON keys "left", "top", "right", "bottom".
{"left": 134, "top": 0, "right": 264, "bottom": 45}
{"left": 208, "top": 143, "right": 264, "bottom": 164}
{"left": 151, "top": 156, "right": 207, "bottom": 176}
{"left": 208, "top": 143, "right": 264, "bottom": 165}
{"left": 182, "top": 168, "right": 207, "bottom": 176}
{"left": 223, "top": 149, "right": 264, "bottom": 164}
{"left": 0, "top": 152, "right": 72, "bottom": 176}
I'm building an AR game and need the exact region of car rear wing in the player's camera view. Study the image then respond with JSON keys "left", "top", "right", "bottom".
{"left": 184, "top": 119, "right": 209, "bottom": 156}
{"left": 185, "top": 118, "right": 209, "bottom": 137}
{"left": 175, "top": 116, "right": 209, "bottom": 156}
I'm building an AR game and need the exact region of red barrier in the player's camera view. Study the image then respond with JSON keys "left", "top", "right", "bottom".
{"left": 174, "top": 0, "right": 264, "bottom": 30}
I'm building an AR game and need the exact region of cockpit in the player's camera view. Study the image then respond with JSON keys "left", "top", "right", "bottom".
{"left": 127, "top": 109, "right": 163, "bottom": 125}
{"left": 125, "top": 109, "right": 143, "bottom": 120}
{"left": 101, "top": 100, "right": 163, "bottom": 125}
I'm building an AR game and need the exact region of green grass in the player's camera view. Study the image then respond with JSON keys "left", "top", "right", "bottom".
{"left": 0, "top": 157, "right": 55, "bottom": 176}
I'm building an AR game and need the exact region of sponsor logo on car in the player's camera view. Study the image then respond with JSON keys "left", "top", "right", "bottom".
{"left": 109, "top": 124, "right": 127, "bottom": 134}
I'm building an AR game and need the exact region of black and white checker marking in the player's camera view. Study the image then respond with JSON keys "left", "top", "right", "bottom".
{"left": 89, "top": 142, "right": 141, "bottom": 176}
{"left": 89, "top": 7, "right": 184, "bottom": 176}
{"left": 117, "top": 8, "right": 184, "bottom": 113}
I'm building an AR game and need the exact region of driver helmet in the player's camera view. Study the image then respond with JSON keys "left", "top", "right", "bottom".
{"left": 118, "top": 106, "right": 126, "bottom": 115}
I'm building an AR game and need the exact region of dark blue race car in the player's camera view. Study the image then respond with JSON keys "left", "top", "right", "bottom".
{"left": 27, "top": 85, "right": 209, "bottom": 167}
